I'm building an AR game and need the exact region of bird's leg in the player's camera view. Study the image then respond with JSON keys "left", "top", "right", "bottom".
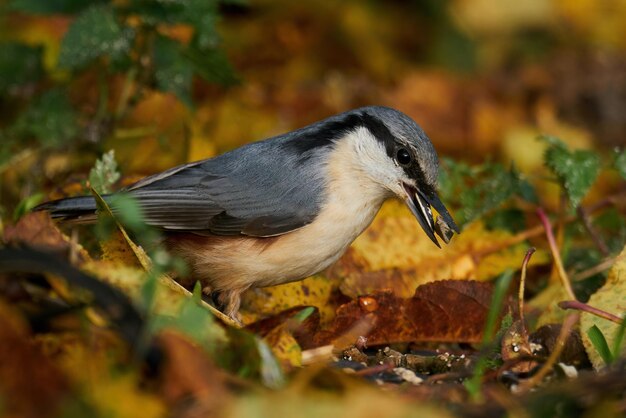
{"left": 215, "top": 287, "right": 246, "bottom": 324}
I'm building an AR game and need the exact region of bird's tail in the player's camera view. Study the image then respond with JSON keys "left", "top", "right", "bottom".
{"left": 34, "top": 196, "right": 98, "bottom": 223}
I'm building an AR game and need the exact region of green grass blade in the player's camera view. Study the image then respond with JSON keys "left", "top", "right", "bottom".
{"left": 587, "top": 325, "right": 613, "bottom": 365}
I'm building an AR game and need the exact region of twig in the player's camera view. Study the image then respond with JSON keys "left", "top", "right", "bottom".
{"left": 353, "top": 363, "right": 395, "bottom": 376}
{"left": 572, "top": 252, "right": 626, "bottom": 282}
{"left": 518, "top": 248, "right": 536, "bottom": 341}
{"left": 301, "top": 345, "right": 335, "bottom": 366}
{"left": 536, "top": 208, "right": 576, "bottom": 300}
{"left": 558, "top": 300, "right": 623, "bottom": 324}
{"left": 577, "top": 206, "right": 610, "bottom": 256}
{"left": 474, "top": 189, "right": 626, "bottom": 260}
{"left": 517, "top": 313, "right": 579, "bottom": 393}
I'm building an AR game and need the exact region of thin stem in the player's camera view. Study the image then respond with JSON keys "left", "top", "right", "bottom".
{"left": 573, "top": 252, "right": 626, "bottom": 282}
{"left": 577, "top": 206, "right": 610, "bottom": 256}
{"left": 558, "top": 300, "right": 623, "bottom": 324}
{"left": 518, "top": 248, "right": 536, "bottom": 340}
{"left": 536, "top": 208, "right": 576, "bottom": 300}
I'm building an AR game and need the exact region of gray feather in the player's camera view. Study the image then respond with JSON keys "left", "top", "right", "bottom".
{"left": 36, "top": 106, "right": 439, "bottom": 238}
{"left": 123, "top": 125, "right": 334, "bottom": 237}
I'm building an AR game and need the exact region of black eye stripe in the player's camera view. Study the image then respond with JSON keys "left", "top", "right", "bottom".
{"left": 359, "top": 113, "right": 436, "bottom": 196}
{"left": 283, "top": 110, "right": 435, "bottom": 195}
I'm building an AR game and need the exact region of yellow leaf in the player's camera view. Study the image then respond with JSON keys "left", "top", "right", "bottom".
{"left": 265, "top": 325, "right": 302, "bottom": 370}
{"left": 241, "top": 275, "right": 336, "bottom": 325}
{"left": 529, "top": 283, "right": 571, "bottom": 328}
{"left": 339, "top": 201, "right": 548, "bottom": 297}
{"left": 60, "top": 345, "right": 165, "bottom": 418}
{"left": 581, "top": 246, "right": 626, "bottom": 369}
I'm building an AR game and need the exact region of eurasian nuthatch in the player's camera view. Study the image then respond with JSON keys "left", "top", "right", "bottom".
{"left": 37, "top": 106, "right": 459, "bottom": 319}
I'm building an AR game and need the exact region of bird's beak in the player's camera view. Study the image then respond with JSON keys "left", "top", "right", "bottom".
{"left": 402, "top": 183, "right": 460, "bottom": 248}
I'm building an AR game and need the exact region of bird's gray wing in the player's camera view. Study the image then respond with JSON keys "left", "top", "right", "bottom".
{"left": 124, "top": 139, "right": 329, "bottom": 237}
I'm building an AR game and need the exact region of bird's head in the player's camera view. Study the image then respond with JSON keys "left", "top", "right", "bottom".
{"left": 346, "top": 106, "right": 460, "bottom": 246}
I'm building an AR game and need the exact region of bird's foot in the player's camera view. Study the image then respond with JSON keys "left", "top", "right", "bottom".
{"left": 212, "top": 288, "right": 244, "bottom": 325}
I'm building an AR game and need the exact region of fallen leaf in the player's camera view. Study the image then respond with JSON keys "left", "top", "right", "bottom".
{"left": 156, "top": 330, "right": 232, "bottom": 418}
{"left": 316, "top": 280, "right": 499, "bottom": 346}
{"left": 241, "top": 275, "right": 338, "bottom": 325}
{"left": 246, "top": 306, "right": 321, "bottom": 350}
{"left": 335, "top": 202, "right": 548, "bottom": 298}
{"left": 59, "top": 343, "right": 165, "bottom": 418}
{"left": 581, "top": 245, "right": 626, "bottom": 369}
{"left": 2, "top": 211, "right": 90, "bottom": 262}
{"left": 528, "top": 282, "right": 571, "bottom": 328}
{"left": 264, "top": 325, "right": 302, "bottom": 370}
{"left": 0, "top": 300, "right": 69, "bottom": 418}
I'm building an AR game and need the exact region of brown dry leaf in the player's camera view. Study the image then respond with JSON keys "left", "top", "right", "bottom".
{"left": 157, "top": 330, "right": 232, "bottom": 418}
{"left": 337, "top": 202, "right": 548, "bottom": 298}
{"left": 2, "top": 211, "right": 90, "bottom": 263}
{"left": 316, "top": 280, "right": 497, "bottom": 346}
{"left": 581, "top": 245, "right": 626, "bottom": 369}
{"left": 501, "top": 320, "right": 536, "bottom": 373}
{"left": 0, "top": 300, "right": 69, "bottom": 418}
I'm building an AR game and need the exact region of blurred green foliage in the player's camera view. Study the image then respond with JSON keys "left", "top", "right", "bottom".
{"left": 438, "top": 158, "right": 536, "bottom": 228}
{"left": 541, "top": 135, "right": 601, "bottom": 209}
{"left": 0, "top": 0, "right": 237, "bottom": 165}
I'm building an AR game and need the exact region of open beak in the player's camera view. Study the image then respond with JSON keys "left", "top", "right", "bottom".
{"left": 402, "top": 183, "right": 460, "bottom": 248}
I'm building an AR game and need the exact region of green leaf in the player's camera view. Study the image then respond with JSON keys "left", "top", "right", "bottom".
{"left": 438, "top": 158, "right": 536, "bottom": 228}
{"left": 107, "top": 194, "right": 146, "bottom": 233}
{"left": 541, "top": 135, "right": 600, "bottom": 208}
{"left": 13, "top": 193, "right": 44, "bottom": 221}
{"left": 587, "top": 325, "right": 613, "bottom": 365}
{"left": 9, "top": 0, "right": 106, "bottom": 14}
{"left": 89, "top": 150, "right": 121, "bottom": 194}
{"left": 130, "top": 0, "right": 220, "bottom": 48}
{"left": 10, "top": 89, "right": 79, "bottom": 146}
{"left": 148, "top": 291, "right": 223, "bottom": 353}
{"left": 153, "top": 35, "right": 193, "bottom": 106}
{"left": 0, "top": 42, "right": 44, "bottom": 94}
{"left": 58, "top": 4, "right": 134, "bottom": 69}
{"left": 614, "top": 148, "right": 626, "bottom": 180}
{"left": 139, "top": 0, "right": 221, "bottom": 46}
{"left": 185, "top": 42, "right": 238, "bottom": 85}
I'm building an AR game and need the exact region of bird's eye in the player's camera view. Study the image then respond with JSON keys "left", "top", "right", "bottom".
{"left": 396, "top": 148, "right": 412, "bottom": 165}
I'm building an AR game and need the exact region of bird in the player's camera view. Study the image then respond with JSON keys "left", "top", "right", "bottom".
{"left": 36, "top": 106, "right": 459, "bottom": 321}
